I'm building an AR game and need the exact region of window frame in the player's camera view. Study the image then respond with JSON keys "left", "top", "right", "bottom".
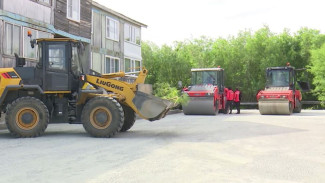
{"left": 106, "top": 16, "right": 119, "bottom": 41}
{"left": 3, "top": 22, "right": 21, "bottom": 56}
{"left": 22, "top": 27, "right": 53, "bottom": 60}
{"left": 124, "top": 57, "right": 141, "bottom": 73}
{"left": 105, "top": 55, "right": 120, "bottom": 73}
{"left": 66, "top": 0, "right": 80, "bottom": 22}
{"left": 124, "top": 23, "right": 141, "bottom": 45}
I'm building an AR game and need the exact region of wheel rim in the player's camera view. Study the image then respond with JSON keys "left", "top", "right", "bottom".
{"left": 16, "top": 107, "right": 39, "bottom": 130}
{"left": 90, "top": 107, "right": 112, "bottom": 129}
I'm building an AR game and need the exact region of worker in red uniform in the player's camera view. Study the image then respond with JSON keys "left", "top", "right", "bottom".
{"left": 226, "top": 87, "right": 234, "bottom": 114}
{"left": 234, "top": 88, "right": 242, "bottom": 114}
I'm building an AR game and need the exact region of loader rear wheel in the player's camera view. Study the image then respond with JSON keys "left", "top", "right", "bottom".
{"left": 82, "top": 97, "right": 124, "bottom": 137}
{"left": 120, "top": 104, "right": 136, "bottom": 132}
{"left": 5, "top": 97, "right": 49, "bottom": 137}
{"left": 293, "top": 99, "right": 302, "bottom": 113}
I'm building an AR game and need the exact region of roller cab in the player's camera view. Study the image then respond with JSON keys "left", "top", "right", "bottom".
{"left": 182, "top": 68, "right": 227, "bottom": 115}
{"left": 257, "top": 64, "right": 309, "bottom": 115}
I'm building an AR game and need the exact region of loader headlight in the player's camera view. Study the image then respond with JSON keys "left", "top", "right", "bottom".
{"left": 260, "top": 96, "right": 265, "bottom": 99}
{"left": 280, "top": 95, "right": 287, "bottom": 98}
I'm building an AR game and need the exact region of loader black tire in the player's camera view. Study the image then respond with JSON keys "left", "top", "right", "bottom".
{"left": 120, "top": 104, "right": 136, "bottom": 132}
{"left": 5, "top": 97, "right": 49, "bottom": 137}
{"left": 82, "top": 97, "right": 124, "bottom": 137}
{"left": 293, "top": 99, "right": 302, "bottom": 113}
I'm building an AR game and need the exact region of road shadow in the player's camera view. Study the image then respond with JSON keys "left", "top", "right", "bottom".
{"left": 116, "top": 120, "right": 306, "bottom": 143}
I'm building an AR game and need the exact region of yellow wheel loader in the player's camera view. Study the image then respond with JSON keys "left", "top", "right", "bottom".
{"left": 0, "top": 36, "right": 171, "bottom": 138}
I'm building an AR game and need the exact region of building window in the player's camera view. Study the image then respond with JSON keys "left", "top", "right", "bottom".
{"left": 124, "top": 58, "right": 141, "bottom": 73}
{"left": 106, "top": 17, "right": 119, "bottom": 41}
{"left": 67, "top": 0, "right": 80, "bottom": 22}
{"left": 124, "top": 24, "right": 141, "bottom": 45}
{"left": 37, "top": 0, "right": 51, "bottom": 5}
{"left": 4, "top": 23, "right": 20, "bottom": 56}
{"left": 135, "top": 60, "right": 141, "bottom": 71}
{"left": 105, "top": 56, "right": 120, "bottom": 73}
{"left": 23, "top": 28, "right": 52, "bottom": 59}
{"left": 23, "top": 28, "right": 37, "bottom": 59}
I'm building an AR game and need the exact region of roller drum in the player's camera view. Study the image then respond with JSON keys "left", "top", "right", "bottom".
{"left": 182, "top": 97, "right": 217, "bottom": 115}
{"left": 258, "top": 100, "right": 292, "bottom": 115}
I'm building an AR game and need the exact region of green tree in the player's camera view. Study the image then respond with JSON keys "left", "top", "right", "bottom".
{"left": 309, "top": 44, "right": 325, "bottom": 102}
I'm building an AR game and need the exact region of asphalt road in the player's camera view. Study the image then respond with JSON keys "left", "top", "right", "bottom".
{"left": 0, "top": 110, "right": 324, "bottom": 183}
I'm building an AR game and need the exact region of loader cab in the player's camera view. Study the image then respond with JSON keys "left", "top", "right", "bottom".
{"left": 190, "top": 68, "right": 225, "bottom": 92}
{"left": 35, "top": 38, "right": 83, "bottom": 92}
{"left": 265, "top": 67, "right": 295, "bottom": 89}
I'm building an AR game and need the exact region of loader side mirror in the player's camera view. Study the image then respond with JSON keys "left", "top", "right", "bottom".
{"left": 30, "top": 39, "right": 36, "bottom": 48}
{"left": 27, "top": 30, "right": 36, "bottom": 48}
{"left": 14, "top": 53, "right": 26, "bottom": 67}
{"left": 297, "top": 81, "right": 310, "bottom": 92}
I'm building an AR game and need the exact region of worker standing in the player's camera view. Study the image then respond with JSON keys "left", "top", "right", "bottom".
{"left": 234, "top": 88, "right": 242, "bottom": 114}
{"left": 226, "top": 87, "right": 234, "bottom": 114}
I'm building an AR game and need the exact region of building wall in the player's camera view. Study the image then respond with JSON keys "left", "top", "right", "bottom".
{"left": 0, "top": 0, "right": 91, "bottom": 69}
{"left": 2, "top": 0, "right": 52, "bottom": 24}
{"left": 0, "top": 0, "right": 54, "bottom": 67}
{"left": 54, "top": 0, "right": 91, "bottom": 39}
{"left": 91, "top": 6, "right": 143, "bottom": 74}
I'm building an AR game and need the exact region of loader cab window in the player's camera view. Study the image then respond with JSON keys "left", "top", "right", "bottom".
{"left": 71, "top": 45, "right": 82, "bottom": 76}
{"left": 266, "top": 69, "right": 290, "bottom": 87}
{"left": 48, "top": 44, "right": 66, "bottom": 71}
{"left": 36, "top": 44, "right": 43, "bottom": 68}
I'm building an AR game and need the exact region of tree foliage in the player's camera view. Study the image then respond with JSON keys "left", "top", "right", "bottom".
{"left": 142, "top": 27, "right": 325, "bottom": 102}
{"left": 309, "top": 44, "right": 325, "bottom": 102}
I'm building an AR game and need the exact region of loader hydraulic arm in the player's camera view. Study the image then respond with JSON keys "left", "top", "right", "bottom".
{"left": 85, "top": 69, "right": 171, "bottom": 121}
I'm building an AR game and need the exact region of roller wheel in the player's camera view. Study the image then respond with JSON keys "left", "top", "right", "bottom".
{"left": 223, "top": 101, "right": 229, "bottom": 114}
{"left": 214, "top": 101, "right": 219, "bottom": 115}
{"left": 120, "top": 104, "right": 136, "bottom": 132}
{"left": 5, "top": 97, "right": 49, "bottom": 137}
{"left": 82, "top": 97, "right": 124, "bottom": 137}
{"left": 293, "top": 99, "right": 302, "bottom": 113}
{"left": 289, "top": 101, "right": 293, "bottom": 114}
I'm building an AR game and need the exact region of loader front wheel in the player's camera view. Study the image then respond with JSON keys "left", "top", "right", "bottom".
{"left": 5, "top": 97, "right": 49, "bottom": 137}
{"left": 120, "top": 104, "right": 136, "bottom": 132}
{"left": 82, "top": 97, "right": 124, "bottom": 137}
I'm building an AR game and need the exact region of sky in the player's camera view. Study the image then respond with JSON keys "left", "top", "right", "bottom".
{"left": 94, "top": 0, "right": 325, "bottom": 46}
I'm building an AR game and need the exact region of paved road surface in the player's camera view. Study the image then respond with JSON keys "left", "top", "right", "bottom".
{"left": 0, "top": 110, "right": 324, "bottom": 183}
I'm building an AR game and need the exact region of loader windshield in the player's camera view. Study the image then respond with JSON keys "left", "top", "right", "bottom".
{"left": 191, "top": 71, "right": 217, "bottom": 85}
{"left": 266, "top": 69, "right": 292, "bottom": 87}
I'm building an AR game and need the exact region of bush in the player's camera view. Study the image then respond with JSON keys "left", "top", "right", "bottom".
{"left": 153, "top": 83, "right": 189, "bottom": 107}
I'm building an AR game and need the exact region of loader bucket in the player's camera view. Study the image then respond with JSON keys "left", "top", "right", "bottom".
{"left": 132, "top": 91, "right": 173, "bottom": 121}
